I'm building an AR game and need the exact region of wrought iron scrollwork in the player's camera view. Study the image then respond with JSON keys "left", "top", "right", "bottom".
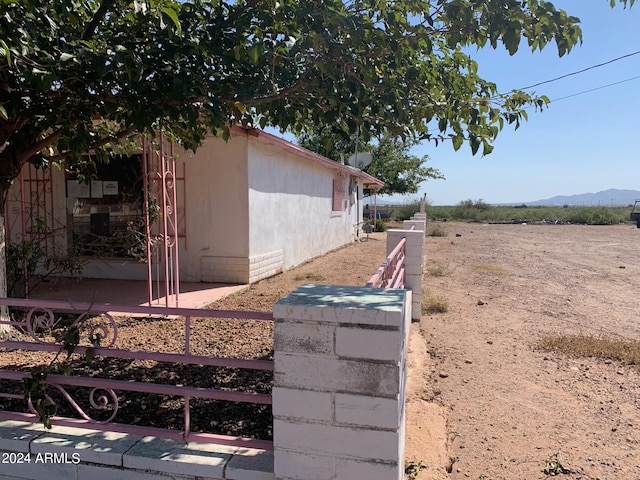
{"left": 27, "top": 384, "right": 119, "bottom": 424}
{"left": 22, "top": 307, "right": 118, "bottom": 348}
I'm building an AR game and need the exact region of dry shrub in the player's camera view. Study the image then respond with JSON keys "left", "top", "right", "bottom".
{"left": 473, "top": 263, "right": 507, "bottom": 274}
{"left": 538, "top": 334, "right": 640, "bottom": 365}
{"left": 422, "top": 291, "right": 449, "bottom": 314}
{"left": 426, "top": 262, "right": 450, "bottom": 276}
{"left": 294, "top": 272, "right": 326, "bottom": 282}
{"left": 428, "top": 225, "right": 448, "bottom": 237}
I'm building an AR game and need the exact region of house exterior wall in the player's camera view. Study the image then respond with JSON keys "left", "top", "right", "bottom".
{"left": 175, "top": 135, "right": 250, "bottom": 283}
{"left": 246, "top": 136, "right": 362, "bottom": 282}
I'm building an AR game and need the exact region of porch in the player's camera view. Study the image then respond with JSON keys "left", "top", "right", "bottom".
{"left": 29, "top": 278, "right": 248, "bottom": 310}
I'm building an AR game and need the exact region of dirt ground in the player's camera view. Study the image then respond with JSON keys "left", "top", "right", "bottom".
{"left": 410, "top": 222, "right": 640, "bottom": 480}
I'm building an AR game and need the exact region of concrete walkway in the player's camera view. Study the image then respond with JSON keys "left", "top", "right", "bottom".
{"left": 28, "top": 277, "right": 248, "bottom": 310}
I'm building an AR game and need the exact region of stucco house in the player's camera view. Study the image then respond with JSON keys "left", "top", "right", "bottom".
{"left": 6, "top": 127, "right": 383, "bottom": 292}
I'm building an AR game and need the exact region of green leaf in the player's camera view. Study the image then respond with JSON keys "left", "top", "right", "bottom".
{"left": 469, "top": 136, "right": 480, "bottom": 156}
{"left": 452, "top": 135, "right": 463, "bottom": 151}
{"left": 248, "top": 44, "right": 261, "bottom": 65}
{"left": 161, "top": 6, "right": 182, "bottom": 36}
{"left": 0, "top": 39, "right": 11, "bottom": 67}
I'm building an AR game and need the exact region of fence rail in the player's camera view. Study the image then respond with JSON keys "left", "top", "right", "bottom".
{"left": 366, "top": 237, "right": 406, "bottom": 288}
{"left": 0, "top": 297, "right": 274, "bottom": 450}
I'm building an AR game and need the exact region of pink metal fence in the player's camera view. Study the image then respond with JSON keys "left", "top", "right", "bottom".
{"left": 0, "top": 298, "right": 273, "bottom": 450}
{"left": 365, "top": 237, "right": 406, "bottom": 288}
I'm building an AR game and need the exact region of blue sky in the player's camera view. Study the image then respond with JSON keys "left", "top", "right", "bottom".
{"left": 403, "top": 1, "right": 640, "bottom": 205}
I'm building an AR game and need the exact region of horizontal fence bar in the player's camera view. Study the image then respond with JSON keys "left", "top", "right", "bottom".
{"left": 366, "top": 237, "right": 407, "bottom": 288}
{"left": 0, "top": 297, "right": 274, "bottom": 321}
{"left": 0, "top": 341, "right": 274, "bottom": 371}
{"left": 0, "top": 411, "right": 274, "bottom": 451}
{"left": 0, "top": 370, "right": 272, "bottom": 404}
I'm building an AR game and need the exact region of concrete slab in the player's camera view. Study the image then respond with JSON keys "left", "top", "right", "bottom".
{"left": 30, "top": 425, "right": 142, "bottom": 466}
{"left": 123, "top": 436, "right": 234, "bottom": 478}
{"left": 30, "top": 278, "right": 248, "bottom": 310}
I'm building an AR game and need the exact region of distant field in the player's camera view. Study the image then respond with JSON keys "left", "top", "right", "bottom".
{"left": 373, "top": 201, "right": 636, "bottom": 225}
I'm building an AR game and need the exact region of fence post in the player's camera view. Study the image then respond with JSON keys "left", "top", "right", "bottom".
{"left": 386, "top": 229, "right": 424, "bottom": 320}
{"left": 272, "top": 285, "right": 411, "bottom": 480}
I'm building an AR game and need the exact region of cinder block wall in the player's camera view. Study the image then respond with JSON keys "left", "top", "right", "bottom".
{"left": 272, "top": 285, "right": 412, "bottom": 480}
{"left": 385, "top": 229, "right": 424, "bottom": 320}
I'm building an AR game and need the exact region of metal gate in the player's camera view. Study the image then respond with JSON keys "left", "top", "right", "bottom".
{"left": 143, "top": 134, "right": 186, "bottom": 307}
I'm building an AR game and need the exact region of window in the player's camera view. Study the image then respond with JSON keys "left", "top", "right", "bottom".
{"left": 66, "top": 154, "right": 145, "bottom": 258}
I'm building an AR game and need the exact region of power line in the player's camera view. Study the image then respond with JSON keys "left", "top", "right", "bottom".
{"left": 550, "top": 74, "right": 640, "bottom": 103}
{"left": 517, "top": 49, "right": 640, "bottom": 91}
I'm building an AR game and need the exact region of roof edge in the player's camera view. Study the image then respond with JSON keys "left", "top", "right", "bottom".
{"left": 230, "top": 126, "right": 384, "bottom": 190}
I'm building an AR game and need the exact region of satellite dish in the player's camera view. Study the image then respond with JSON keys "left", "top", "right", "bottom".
{"left": 347, "top": 152, "right": 373, "bottom": 170}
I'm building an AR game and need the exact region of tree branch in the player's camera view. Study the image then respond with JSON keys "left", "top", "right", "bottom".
{"left": 83, "top": 0, "right": 116, "bottom": 40}
{"left": 16, "top": 129, "right": 62, "bottom": 165}
{"left": 45, "top": 126, "right": 137, "bottom": 163}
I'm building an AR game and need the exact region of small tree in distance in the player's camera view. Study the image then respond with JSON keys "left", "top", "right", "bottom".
{"left": 297, "top": 128, "right": 445, "bottom": 196}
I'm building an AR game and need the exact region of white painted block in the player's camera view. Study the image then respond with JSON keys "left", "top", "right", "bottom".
{"left": 274, "top": 321, "right": 334, "bottom": 355}
{"left": 0, "top": 452, "right": 78, "bottom": 480}
{"left": 335, "top": 458, "right": 400, "bottom": 480}
{"left": 31, "top": 425, "right": 141, "bottom": 466}
{"left": 335, "top": 327, "right": 401, "bottom": 361}
{"left": 77, "top": 464, "right": 179, "bottom": 480}
{"left": 273, "top": 420, "right": 400, "bottom": 462}
{"left": 226, "top": 450, "right": 274, "bottom": 480}
{"left": 273, "top": 449, "right": 335, "bottom": 480}
{"left": 334, "top": 394, "right": 399, "bottom": 430}
{"left": 123, "top": 436, "right": 231, "bottom": 477}
{"left": 272, "top": 387, "right": 333, "bottom": 422}
{"left": 0, "top": 421, "right": 45, "bottom": 453}
{"left": 274, "top": 353, "right": 399, "bottom": 397}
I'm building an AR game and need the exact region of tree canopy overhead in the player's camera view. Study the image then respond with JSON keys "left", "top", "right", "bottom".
{"left": 2, "top": 0, "right": 633, "bottom": 186}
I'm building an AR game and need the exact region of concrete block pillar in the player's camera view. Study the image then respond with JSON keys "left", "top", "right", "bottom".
{"left": 386, "top": 229, "right": 424, "bottom": 320}
{"left": 273, "top": 285, "right": 411, "bottom": 480}
{"left": 403, "top": 219, "right": 425, "bottom": 235}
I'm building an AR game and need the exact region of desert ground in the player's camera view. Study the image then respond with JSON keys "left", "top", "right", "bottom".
{"left": 408, "top": 221, "right": 640, "bottom": 480}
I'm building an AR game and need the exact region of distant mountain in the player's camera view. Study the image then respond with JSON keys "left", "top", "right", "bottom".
{"left": 525, "top": 189, "right": 640, "bottom": 207}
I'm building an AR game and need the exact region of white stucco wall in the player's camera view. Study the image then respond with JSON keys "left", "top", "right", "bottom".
{"left": 246, "top": 136, "right": 361, "bottom": 274}
{"left": 173, "top": 135, "right": 250, "bottom": 283}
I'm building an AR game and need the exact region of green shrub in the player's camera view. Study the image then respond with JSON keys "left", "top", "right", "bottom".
{"left": 374, "top": 219, "right": 387, "bottom": 232}
{"left": 393, "top": 200, "right": 421, "bottom": 221}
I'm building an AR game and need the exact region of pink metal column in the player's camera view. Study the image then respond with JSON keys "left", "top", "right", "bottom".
{"left": 143, "top": 134, "right": 181, "bottom": 307}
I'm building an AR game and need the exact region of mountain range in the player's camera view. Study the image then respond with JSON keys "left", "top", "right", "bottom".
{"left": 524, "top": 189, "right": 640, "bottom": 207}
